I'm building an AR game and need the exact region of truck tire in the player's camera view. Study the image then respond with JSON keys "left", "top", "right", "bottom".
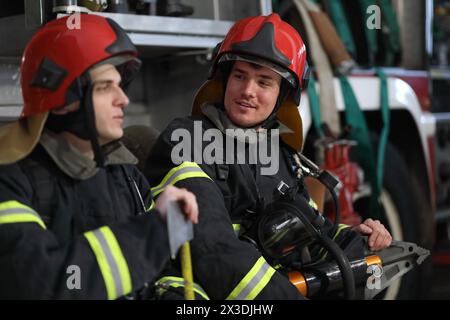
{"left": 353, "top": 138, "right": 433, "bottom": 299}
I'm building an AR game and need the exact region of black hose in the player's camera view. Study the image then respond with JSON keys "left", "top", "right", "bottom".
{"left": 327, "top": 184, "right": 340, "bottom": 236}
{"left": 317, "top": 169, "right": 341, "bottom": 234}
{"left": 292, "top": 192, "right": 355, "bottom": 300}
{"left": 319, "top": 236, "right": 356, "bottom": 300}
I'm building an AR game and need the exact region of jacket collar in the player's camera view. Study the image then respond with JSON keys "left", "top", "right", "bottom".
{"left": 39, "top": 129, "right": 138, "bottom": 180}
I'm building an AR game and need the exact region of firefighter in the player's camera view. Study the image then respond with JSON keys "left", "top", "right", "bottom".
{"left": 145, "top": 13, "right": 392, "bottom": 299}
{"left": 0, "top": 14, "right": 198, "bottom": 299}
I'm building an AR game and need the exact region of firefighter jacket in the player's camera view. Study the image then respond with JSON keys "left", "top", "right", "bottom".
{"left": 0, "top": 130, "right": 170, "bottom": 299}
{"left": 145, "top": 104, "right": 324, "bottom": 300}
{"left": 145, "top": 103, "right": 364, "bottom": 300}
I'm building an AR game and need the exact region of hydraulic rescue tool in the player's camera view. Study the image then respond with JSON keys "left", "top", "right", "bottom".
{"left": 288, "top": 239, "right": 430, "bottom": 299}
{"left": 241, "top": 152, "right": 430, "bottom": 299}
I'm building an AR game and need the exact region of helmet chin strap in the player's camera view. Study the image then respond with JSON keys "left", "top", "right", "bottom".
{"left": 83, "top": 83, "right": 106, "bottom": 167}
{"left": 44, "top": 79, "right": 105, "bottom": 167}
{"left": 260, "top": 79, "right": 290, "bottom": 129}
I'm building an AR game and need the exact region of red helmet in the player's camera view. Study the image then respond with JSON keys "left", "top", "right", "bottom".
{"left": 0, "top": 14, "right": 140, "bottom": 165}
{"left": 20, "top": 13, "right": 140, "bottom": 118}
{"left": 192, "top": 14, "right": 308, "bottom": 151}
{"left": 210, "top": 13, "right": 309, "bottom": 105}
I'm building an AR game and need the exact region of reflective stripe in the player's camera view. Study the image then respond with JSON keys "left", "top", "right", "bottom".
{"left": 101, "top": 227, "right": 132, "bottom": 295}
{"left": 332, "top": 224, "right": 350, "bottom": 241}
{"left": 147, "top": 200, "right": 155, "bottom": 211}
{"left": 308, "top": 198, "right": 318, "bottom": 210}
{"left": 226, "top": 257, "right": 276, "bottom": 300}
{"left": 84, "top": 226, "right": 132, "bottom": 299}
{"left": 232, "top": 224, "right": 241, "bottom": 237}
{"left": 151, "top": 162, "right": 211, "bottom": 197}
{"left": 0, "top": 200, "right": 46, "bottom": 229}
{"left": 319, "top": 224, "right": 350, "bottom": 260}
{"left": 157, "top": 276, "right": 210, "bottom": 300}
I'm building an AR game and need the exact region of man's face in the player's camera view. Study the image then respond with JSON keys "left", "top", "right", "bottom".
{"left": 90, "top": 64, "right": 129, "bottom": 145}
{"left": 224, "top": 61, "right": 282, "bottom": 128}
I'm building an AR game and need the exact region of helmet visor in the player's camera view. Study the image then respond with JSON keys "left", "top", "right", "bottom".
{"left": 91, "top": 55, "right": 142, "bottom": 89}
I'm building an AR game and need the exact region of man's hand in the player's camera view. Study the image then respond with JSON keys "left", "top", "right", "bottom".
{"left": 155, "top": 185, "right": 199, "bottom": 224}
{"left": 352, "top": 218, "right": 392, "bottom": 251}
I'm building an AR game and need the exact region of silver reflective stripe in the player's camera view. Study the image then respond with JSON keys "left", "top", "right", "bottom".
{"left": 232, "top": 224, "right": 241, "bottom": 237}
{"left": 152, "top": 167, "right": 204, "bottom": 194}
{"left": 0, "top": 207, "right": 46, "bottom": 229}
{"left": 92, "top": 229, "right": 124, "bottom": 297}
{"left": 233, "top": 261, "right": 271, "bottom": 300}
{"left": 0, "top": 207, "right": 40, "bottom": 217}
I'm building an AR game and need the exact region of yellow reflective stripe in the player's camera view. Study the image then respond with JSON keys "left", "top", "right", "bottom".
{"left": 164, "top": 171, "right": 209, "bottom": 192}
{"left": 332, "top": 224, "right": 350, "bottom": 241}
{"left": 147, "top": 200, "right": 155, "bottom": 211}
{"left": 0, "top": 200, "right": 46, "bottom": 229}
{"left": 0, "top": 214, "right": 46, "bottom": 229}
{"left": 308, "top": 198, "right": 318, "bottom": 210}
{"left": 84, "top": 231, "right": 116, "bottom": 299}
{"left": 101, "top": 227, "right": 132, "bottom": 296}
{"left": 226, "top": 258, "right": 265, "bottom": 300}
{"left": 157, "top": 276, "right": 210, "bottom": 300}
{"left": 0, "top": 200, "right": 31, "bottom": 212}
{"left": 226, "top": 257, "right": 276, "bottom": 300}
{"left": 84, "top": 226, "right": 132, "bottom": 299}
{"left": 319, "top": 224, "right": 350, "bottom": 260}
{"left": 157, "top": 162, "right": 199, "bottom": 189}
{"left": 247, "top": 267, "right": 276, "bottom": 300}
{"left": 151, "top": 162, "right": 211, "bottom": 197}
{"left": 232, "top": 224, "right": 241, "bottom": 237}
